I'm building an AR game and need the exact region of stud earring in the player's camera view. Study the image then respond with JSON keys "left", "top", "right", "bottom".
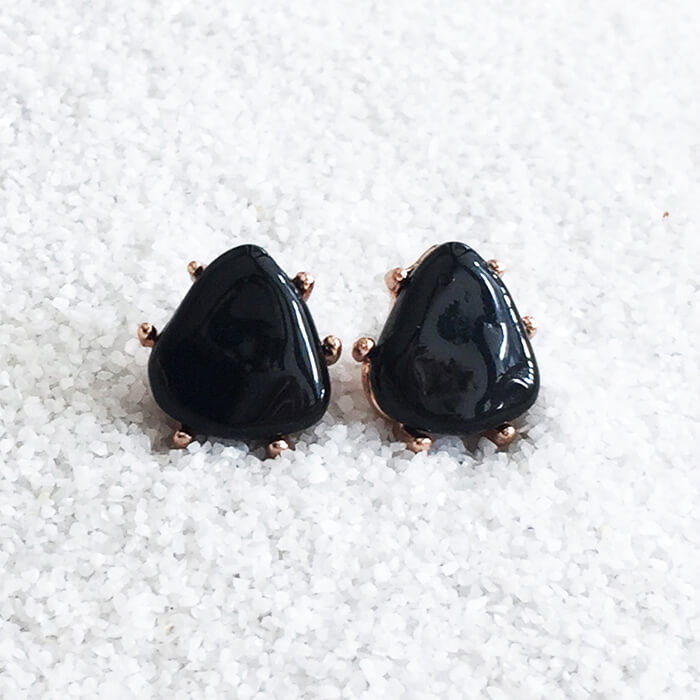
{"left": 352, "top": 242, "right": 539, "bottom": 453}
{"left": 138, "top": 244, "right": 342, "bottom": 457}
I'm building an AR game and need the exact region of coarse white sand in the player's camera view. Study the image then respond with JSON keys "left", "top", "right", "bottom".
{"left": 1, "top": 0, "right": 699, "bottom": 697}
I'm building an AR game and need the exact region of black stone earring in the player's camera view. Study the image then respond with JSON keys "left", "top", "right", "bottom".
{"left": 138, "top": 244, "right": 342, "bottom": 457}
{"left": 352, "top": 242, "right": 539, "bottom": 453}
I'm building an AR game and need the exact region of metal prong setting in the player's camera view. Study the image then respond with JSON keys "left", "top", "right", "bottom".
{"left": 322, "top": 335, "right": 342, "bottom": 366}
{"left": 188, "top": 260, "right": 206, "bottom": 281}
{"left": 384, "top": 245, "right": 438, "bottom": 300}
{"left": 138, "top": 322, "right": 159, "bottom": 347}
{"left": 488, "top": 259, "right": 506, "bottom": 277}
{"left": 394, "top": 423, "right": 433, "bottom": 454}
{"left": 352, "top": 336, "right": 376, "bottom": 363}
{"left": 385, "top": 267, "right": 409, "bottom": 299}
{"left": 522, "top": 315, "right": 537, "bottom": 338}
{"left": 353, "top": 337, "right": 391, "bottom": 422}
{"left": 484, "top": 423, "right": 517, "bottom": 448}
{"left": 292, "top": 272, "right": 315, "bottom": 302}
{"left": 266, "top": 437, "right": 291, "bottom": 459}
{"left": 173, "top": 427, "right": 194, "bottom": 449}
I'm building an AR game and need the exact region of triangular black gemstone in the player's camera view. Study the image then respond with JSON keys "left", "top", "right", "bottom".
{"left": 369, "top": 242, "right": 539, "bottom": 435}
{"left": 148, "top": 245, "right": 330, "bottom": 440}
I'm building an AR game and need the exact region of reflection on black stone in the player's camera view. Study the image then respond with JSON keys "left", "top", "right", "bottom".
{"left": 436, "top": 300, "right": 473, "bottom": 344}
{"left": 148, "top": 245, "right": 330, "bottom": 440}
{"left": 414, "top": 353, "right": 475, "bottom": 396}
{"left": 370, "top": 242, "right": 539, "bottom": 435}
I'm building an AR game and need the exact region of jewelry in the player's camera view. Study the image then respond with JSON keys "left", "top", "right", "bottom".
{"left": 138, "top": 245, "right": 342, "bottom": 457}
{"left": 352, "top": 242, "right": 539, "bottom": 452}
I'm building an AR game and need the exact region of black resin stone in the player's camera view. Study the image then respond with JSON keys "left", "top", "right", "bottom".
{"left": 148, "top": 245, "right": 330, "bottom": 440}
{"left": 369, "top": 242, "right": 539, "bottom": 436}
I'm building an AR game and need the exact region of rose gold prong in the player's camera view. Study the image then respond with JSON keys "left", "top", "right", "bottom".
{"left": 187, "top": 260, "right": 205, "bottom": 281}
{"left": 522, "top": 315, "right": 537, "bottom": 338}
{"left": 322, "top": 335, "right": 342, "bottom": 366}
{"left": 358, "top": 352, "right": 391, "bottom": 421}
{"left": 384, "top": 246, "right": 438, "bottom": 300}
{"left": 265, "top": 437, "right": 291, "bottom": 459}
{"left": 137, "top": 322, "right": 158, "bottom": 347}
{"left": 172, "top": 427, "right": 194, "bottom": 449}
{"left": 484, "top": 423, "right": 517, "bottom": 448}
{"left": 385, "top": 267, "right": 409, "bottom": 298}
{"left": 292, "top": 272, "right": 315, "bottom": 301}
{"left": 488, "top": 259, "right": 506, "bottom": 277}
{"left": 394, "top": 424, "right": 433, "bottom": 453}
{"left": 352, "top": 337, "right": 376, "bottom": 363}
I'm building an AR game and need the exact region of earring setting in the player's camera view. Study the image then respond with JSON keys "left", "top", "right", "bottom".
{"left": 138, "top": 245, "right": 341, "bottom": 457}
{"left": 353, "top": 242, "right": 540, "bottom": 453}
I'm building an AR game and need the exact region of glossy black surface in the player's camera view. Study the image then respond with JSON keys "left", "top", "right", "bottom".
{"left": 148, "top": 245, "right": 330, "bottom": 440}
{"left": 370, "top": 242, "right": 539, "bottom": 435}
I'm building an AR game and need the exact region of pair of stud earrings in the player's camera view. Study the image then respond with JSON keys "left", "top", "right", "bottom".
{"left": 138, "top": 242, "right": 539, "bottom": 457}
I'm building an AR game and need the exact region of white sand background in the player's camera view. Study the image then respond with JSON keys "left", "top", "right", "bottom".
{"left": 1, "top": 1, "right": 699, "bottom": 697}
